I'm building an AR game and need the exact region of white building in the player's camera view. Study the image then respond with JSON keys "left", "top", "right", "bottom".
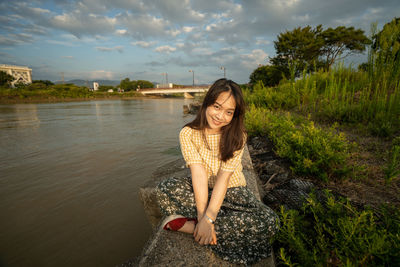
{"left": 93, "top": 82, "right": 99, "bottom": 91}
{"left": 0, "top": 64, "right": 32, "bottom": 87}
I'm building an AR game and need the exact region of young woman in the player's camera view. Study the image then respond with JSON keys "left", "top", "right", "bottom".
{"left": 156, "top": 78, "right": 279, "bottom": 265}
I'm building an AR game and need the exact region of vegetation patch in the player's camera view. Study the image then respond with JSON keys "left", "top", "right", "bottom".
{"left": 275, "top": 191, "right": 400, "bottom": 266}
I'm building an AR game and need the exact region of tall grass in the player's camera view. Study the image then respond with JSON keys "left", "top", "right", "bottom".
{"left": 244, "top": 23, "right": 400, "bottom": 136}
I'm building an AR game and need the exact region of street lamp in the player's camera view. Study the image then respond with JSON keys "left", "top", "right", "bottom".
{"left": 188, "top": 70, "right": 194, "bottom": 87}
{"left": 220, "top": 66, "right": 226, "bottom": 78}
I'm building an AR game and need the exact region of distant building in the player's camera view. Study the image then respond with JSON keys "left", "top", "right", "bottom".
{"left": 0, "top": 64, "right": 32, "bottom": 87}
{"left": 93, "top": 82, "right": 99, "bottom": 91}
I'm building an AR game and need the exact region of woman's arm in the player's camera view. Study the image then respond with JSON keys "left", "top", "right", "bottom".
{"left": 204, "top": 169, "right": 232, "bottom": 221}
{"left": 189, "top": 163, "right": 209, "bottom": 219}
{"left": 194, "top": 169, "right": 233, "bottom": 245}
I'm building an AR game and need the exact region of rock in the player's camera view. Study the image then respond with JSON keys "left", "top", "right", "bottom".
{"left": 183, "top": 105, "right": 190, "bottom": 114}
{"left": 183, "top": 102, "right": 201, "bottom": 114}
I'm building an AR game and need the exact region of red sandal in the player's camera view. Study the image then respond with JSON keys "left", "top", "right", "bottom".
{"left": 161, "top": 215, "right": 197, "bottom": 231}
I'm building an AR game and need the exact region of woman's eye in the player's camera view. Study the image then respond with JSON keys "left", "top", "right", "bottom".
{"left": 226, "top": 111, "right": 233, "bottom": 116}
{"left": 214, "top": 105, "right": 220, "bottom": 109}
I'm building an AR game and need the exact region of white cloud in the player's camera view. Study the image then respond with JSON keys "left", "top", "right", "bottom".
{"left": 131, "top": 41, "right": 156, "bottom": 48}
{"left": 89, "top": 70, "right": 114, "bottom": 80}
{"left": 182, "top": 26, "right": 195, "bottom": 33}
{"left": 292, "top": 14, "right": 310, "bottom": 22}
{"left": 115, "top": 29, "right": 127, "bottom": 35}
{"left": 255, "top": 39, "right": 271, "bottom": 45}
{"left": 61, "top": 56, "right": 74, "bottom": 59}
{"left": 240, "top": 49, "right": 269, "bottom": 69}
{"left": 50, "top": 11, "right": 116, "bottom": 37}
{"left": 95, "top": 46, "right": 124, "bottom": 53}
{"left": 155, "top": 45, "right": 177, "bottom": 53}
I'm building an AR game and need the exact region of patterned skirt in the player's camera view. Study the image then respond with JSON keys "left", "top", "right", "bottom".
{"left": 155, "top": 176, "right": 279, "bottom": 265}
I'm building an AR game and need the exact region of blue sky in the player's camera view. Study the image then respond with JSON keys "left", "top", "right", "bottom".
{"left": 0, "top": 0, "right": 399, "bottom": 85}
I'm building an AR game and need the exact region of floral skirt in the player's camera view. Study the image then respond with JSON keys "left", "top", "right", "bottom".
{"left": 155, "top": 176, "right": 279, "bottom": 265}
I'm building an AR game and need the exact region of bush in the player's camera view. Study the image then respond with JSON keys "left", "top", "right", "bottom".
{"left": 275, "top": 191, "right": 400, "bottom": 266}
{"left": 245, "top": 106, "right": 350, "bottom": 180}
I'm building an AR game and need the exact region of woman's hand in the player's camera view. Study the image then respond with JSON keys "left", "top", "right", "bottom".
{"left": 194, "top": 217, "right": 217, "bottom": 245}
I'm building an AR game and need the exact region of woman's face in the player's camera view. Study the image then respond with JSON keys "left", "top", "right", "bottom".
{"left": 205, "top": 91, "right": 236, "bottom": 134}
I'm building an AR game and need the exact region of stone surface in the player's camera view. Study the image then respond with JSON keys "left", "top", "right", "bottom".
{"left": 136, "top": 145, "right": 275, "bottom": 267}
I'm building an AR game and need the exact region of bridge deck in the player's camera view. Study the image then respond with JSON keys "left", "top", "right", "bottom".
{"left": 138, "top": 87, "right": 209, "bottom": 95}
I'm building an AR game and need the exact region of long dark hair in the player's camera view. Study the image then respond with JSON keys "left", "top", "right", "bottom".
{"left": 185, "top": 78, "right": 246, "bottom": 161}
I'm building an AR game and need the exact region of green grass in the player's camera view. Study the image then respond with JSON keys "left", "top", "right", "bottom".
{"left": 275, "top": 191, "right": 400, "bottom": 266}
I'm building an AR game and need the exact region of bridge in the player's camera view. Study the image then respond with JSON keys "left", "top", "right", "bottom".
{"left": 138, "top": 86, "right": 210, "bottom": 98}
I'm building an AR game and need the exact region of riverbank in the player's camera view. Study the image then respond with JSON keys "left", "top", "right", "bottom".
{"left": 0, "top": 94, "right": 165, "bottom": 104}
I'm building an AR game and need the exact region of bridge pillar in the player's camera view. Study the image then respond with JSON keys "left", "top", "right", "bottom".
{"left": 184, "top": 92, "right": 194, "bottom": 99}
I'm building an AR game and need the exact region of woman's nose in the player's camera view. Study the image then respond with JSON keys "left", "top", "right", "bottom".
{"left": 215, "top": 111, "right": 223, "bottom": 119}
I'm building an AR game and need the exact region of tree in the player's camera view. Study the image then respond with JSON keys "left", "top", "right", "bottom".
{"left": 33, "top": 80, "right": 54, "bottom": 86}
{"left": 270, "top": 25, "right": 370, "bottom": 75}
{"left": 135, "top": 80, "right": 154, "bottom": 89}
{"left": 270, "top": 25, "right": 324, "bottom": 76}
{"left": 320, "top": 26, "right": 371, "bottom": 70}
{"left": 98, "top": 85, "right": 114, "bottom": 92}
{"left": 249, "top": 65, "right": 283, "bottom": 87}
{"left": 0, "top": 71, "right": 14, "bottom": 87}
{"left": 372, "top": 17, "right": 400, "bottom": 65}
{"left": 119, "top": 78, "right": 134, "bottom": 91}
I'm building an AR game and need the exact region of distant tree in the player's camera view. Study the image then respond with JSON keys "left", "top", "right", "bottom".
{"left": 32, "top": 80, "right": 54, "bottom": 86}
{"left": 0, "top": 71, "right": 14, "bottom": 87}
{"left": 320, "top": 26, "right": 371, "bottom": 70}
{"left": 135, "top": 80, "right": 154, "bottom": 89}
{"left": 98, "top": 85, "right": 114, "bottom": 92}
{"left": 119, "top": 78, "right": 135, "bottom": 91}
{"left": 249, "top": 65, "right": 283, "bottom": 87}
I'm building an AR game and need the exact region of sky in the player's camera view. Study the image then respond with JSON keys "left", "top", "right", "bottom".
{"left": 0, "top": 0, "right": 399, "bottom": 85}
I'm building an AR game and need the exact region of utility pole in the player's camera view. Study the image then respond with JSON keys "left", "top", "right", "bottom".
{"left": 220, "top": 66, "right": 226, "bottom": 78}
{"left": 189, "top": 70, "right": 194, "bottom": 87}
{"left": 60, "top": 72, "right": 64, "bottom": 84}
{"left": 161, "top": 72, "right": 168, "bottom": 87}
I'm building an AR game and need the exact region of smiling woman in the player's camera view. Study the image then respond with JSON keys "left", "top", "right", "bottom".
{"left": 155, "top": 79, "right": 279, "bottom": 265}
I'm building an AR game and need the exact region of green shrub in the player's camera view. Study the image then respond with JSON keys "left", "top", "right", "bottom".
{"left": 245, "top": 106, "right": 350, "bottom": 180}
{"left": 275, "top": 191, "right": 400, "bottom": 266}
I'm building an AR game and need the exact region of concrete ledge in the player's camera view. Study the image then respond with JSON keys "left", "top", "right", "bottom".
{"left": 137, "top": 146, "right": 275, "bottom": 266}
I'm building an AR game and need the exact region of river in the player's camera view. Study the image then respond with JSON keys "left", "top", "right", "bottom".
{"left": 0, "top": 98, "right": 195, "bottom": 267}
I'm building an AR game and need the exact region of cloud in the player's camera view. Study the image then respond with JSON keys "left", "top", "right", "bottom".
{"left": 61, "top": 56, "right": 74, "bottom": 59}
{"left": 255, "top": 39, "right": 271, "bottom": 45}
{"left": 88, "top": 70, "right": 115, "bottom": 80}
{"left": 154, "top": 45, "right": 176, "bottom": 53}
{"left": 131, "top": 41, "right": 156, "bottom": 48}
{"left": 116, "top": 12, "right": 170, "bottom": 39}
{"left": 240, "top": 49, "right": 269, "bottom": 69}
{"left": 95, "top": 46, "right": 124, "bottom": 53}
{"left": 0, "top": 33, "right": 34, "bottom": 46}
{"left": 50, "top": 11, "right": 116, "bottom": 38}
{"left": 182, "top": 26, "right": 195, "bottom": 33}
{"left": 115, "top": 29, "right": 128, "bottom": 35}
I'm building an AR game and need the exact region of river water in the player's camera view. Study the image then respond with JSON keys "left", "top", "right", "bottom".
{"left": 0, "top": 99, "right": 195, "bottom": 267}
